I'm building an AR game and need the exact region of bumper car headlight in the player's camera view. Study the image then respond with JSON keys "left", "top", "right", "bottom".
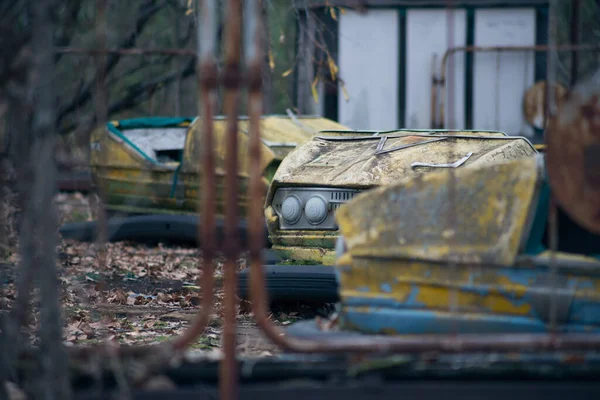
{"left": 304, "top": 196, "right": 328, "bottom": 225}
{"left": 281, "top": 195, "right": 302, "bottom": 224}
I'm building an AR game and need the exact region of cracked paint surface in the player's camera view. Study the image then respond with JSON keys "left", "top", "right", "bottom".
{"left": 334, "top": 156, "right": 600, "bottom": 334}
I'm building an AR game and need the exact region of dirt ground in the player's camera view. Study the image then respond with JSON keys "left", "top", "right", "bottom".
{"left": 0, "top": 192, "right": 329, "bottom": 358}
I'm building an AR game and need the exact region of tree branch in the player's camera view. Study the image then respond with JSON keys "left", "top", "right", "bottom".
{"left": 55, "top": 0, "right": 168, "bottom": 127}
{"left": 53, "top": 0, "right": 84, "bottom": 62}
{"left": 58, "top": 57, "right": 196, "bottom": 135}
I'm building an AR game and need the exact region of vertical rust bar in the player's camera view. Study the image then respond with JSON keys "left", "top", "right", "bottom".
{"left": 570, "top": 0, "right": 581, "bottom": 86}
{"left": 172, "top": 0, "right": 218, "bottom": 352}
{"left": 221, "top": 0, "right": 243, "bottom": 399}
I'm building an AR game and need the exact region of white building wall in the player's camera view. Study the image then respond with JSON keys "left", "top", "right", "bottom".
{"left": 473, "top": 8, "right": 536, "bottom": 136}
{"left": 405, "top": 9, "right": 467, "bottom": 130}
{"left": 337, "top": 9, "right": 399, "bottom": 130}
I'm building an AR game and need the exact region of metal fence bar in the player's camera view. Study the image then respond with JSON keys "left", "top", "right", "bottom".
{"left": 221, "top": 0, "right": 243, "bottom": 398}
{"left": 171, "top": 0, "right": 218, "bottom": 353}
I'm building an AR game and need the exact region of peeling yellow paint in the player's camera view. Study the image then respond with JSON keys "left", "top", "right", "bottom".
{"left": 336, "top": 157, "right": 539, "bottom": 266}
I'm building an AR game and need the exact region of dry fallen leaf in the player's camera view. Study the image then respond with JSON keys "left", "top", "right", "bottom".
{"left": 156, "top": 292, "right": 172, "bottom": 303}
{"left": 109, "top": 288, "right": 128, "bottom": 305}
{"left": 80, "top": 323, "right": 95, "bottom": 339}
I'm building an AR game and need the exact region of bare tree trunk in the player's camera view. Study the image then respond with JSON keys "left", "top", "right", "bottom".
{"left": 30, "top": 0, "right": 71, "bottom": 397}
{"left": 0, "top": 14, "right": 36, "bottom": 395}
{"left": 94, "top": 0, "right": 109, "bottom": 272}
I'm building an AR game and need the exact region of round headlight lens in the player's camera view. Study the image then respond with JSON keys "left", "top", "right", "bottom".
{"left": 281, "top": 195, "right": 302, "bottom": 224}
{"left": 305, "top": 196, "right": 328, "bottom": 225}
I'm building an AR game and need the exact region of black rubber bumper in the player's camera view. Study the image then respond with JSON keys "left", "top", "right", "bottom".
{"left": 59, "top": 214, "right": 269, "bottom": 248}
{"left": 238, "top": 264, "right": 339, "bottom": 303}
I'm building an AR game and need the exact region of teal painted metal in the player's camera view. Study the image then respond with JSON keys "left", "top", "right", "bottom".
{"left": 341, "top": 308, "right": 550, "bottom": 334}
{"left": 523, "top": 176, "right": 551, "bottom": 256}
{"left": 105, "top": 122, "right": 158, "bottom": 164}
{"left": 341, "top": 307, "right": 600, "bottom": 335}
{"left": 521, "top": 174, "right": 600, "bottom": 259}
{"left": 115, "top": 116, "right": 194, "bottom": 129}
{"left": 169, "top": 163, "right": 183, "bottom": 198}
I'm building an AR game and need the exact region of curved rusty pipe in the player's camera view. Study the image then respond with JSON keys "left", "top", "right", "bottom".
{"left": 170, "top": 62, "right": 217, "bottom": 352}
{"left": 171, "top": 0, "right": 218, "bottom": 353}
{"left": 436, "top": 44, "right": 600, "bottom": 129}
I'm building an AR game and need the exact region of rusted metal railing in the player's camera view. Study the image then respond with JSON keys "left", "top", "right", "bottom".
{"left": 432, "top": 43, "right": 600, "bottom": 128}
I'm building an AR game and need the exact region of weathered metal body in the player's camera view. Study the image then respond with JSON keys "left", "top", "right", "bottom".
{"left": 89, "top": 115, "right": 347, "bottom": 216}
{"left": 334, "top": 154, "right": 600, "bottom": 335}
{"left": 265, "top": 130, "right": 537, "bottom": 264}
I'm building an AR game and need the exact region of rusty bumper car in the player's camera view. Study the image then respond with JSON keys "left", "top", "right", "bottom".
{"left": 265, "top": 130, "right": 537, "bottom": 265}
{"left": 90, "top": 115, "right": 347, "bottom": 217}
{"left": 285, "top": 152, "right": 600, "bottom": 338}
{"left": 61, "top": 115, "right": 348, "bottom": 244}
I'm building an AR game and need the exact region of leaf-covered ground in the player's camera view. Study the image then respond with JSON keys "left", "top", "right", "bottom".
{"left": 1, "top": 192, "right": 330, "bottom": 359}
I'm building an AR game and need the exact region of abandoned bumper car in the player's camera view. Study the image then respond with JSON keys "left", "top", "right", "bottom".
{"left": 265, "top": 130, "right": 538, "bottom": 265}
{"left": 286, "top": 152, "right": 600, "bottom": 339}
{"left": 89, "top": 115, "right": 348, "bottom": 217}
{"left": 59, "top": 114, "right": 348, "bottom": 244}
